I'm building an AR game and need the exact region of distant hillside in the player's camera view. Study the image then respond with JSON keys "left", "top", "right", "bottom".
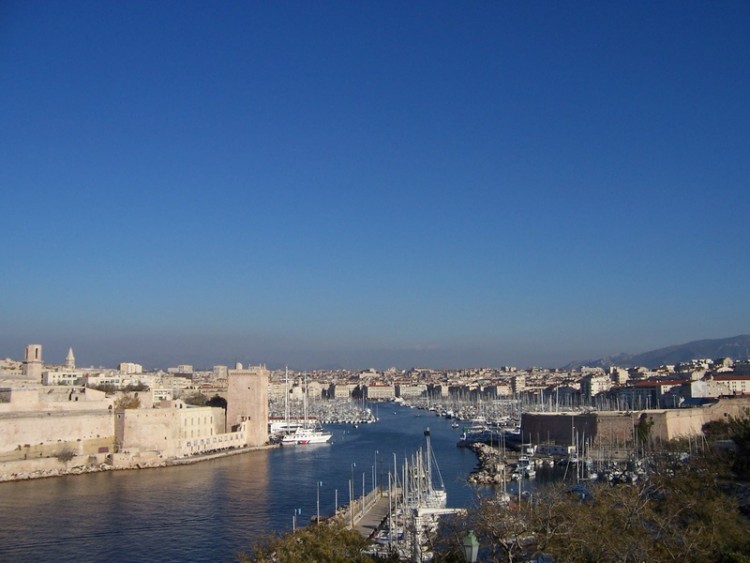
{"left": 565, "top": 334, "right": 750, "bottom": 370}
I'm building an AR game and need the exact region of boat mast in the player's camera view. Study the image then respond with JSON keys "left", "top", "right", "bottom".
{"left": 424, "top": 427, "right": 433, "bottom": 494}
{"left": 285, "top": 367, "right": 289, "bottom": 429}
{"left": 304, "top": 372, "right": 308, "bottom": 428}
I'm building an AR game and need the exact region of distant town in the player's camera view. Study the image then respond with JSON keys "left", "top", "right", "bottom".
{"left": 2, "top": 342, "right": 750, "bottom": 482}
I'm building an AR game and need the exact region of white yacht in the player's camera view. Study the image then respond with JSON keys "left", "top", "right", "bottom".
{"left": 280, "top": 425, "right": 332, "bottom": 445}
{"left": 279, "top": 370, "right": 332, "bottom": 446}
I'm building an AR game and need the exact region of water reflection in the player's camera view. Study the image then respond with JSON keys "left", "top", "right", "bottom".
{"left": 0, "top": 406, "right": 475, "bottom": 562}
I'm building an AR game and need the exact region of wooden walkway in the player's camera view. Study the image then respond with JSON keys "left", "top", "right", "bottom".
{"left": 353, "top": 492, "right": 392, "bottom": 538}
{"left": 336, "top": 487, "right": 401, "bottom": 539}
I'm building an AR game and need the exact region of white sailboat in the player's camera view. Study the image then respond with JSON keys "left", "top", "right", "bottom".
{"left": 281, "top": 372, "right": 332, "bottom": 445}
{"left": 373, "top": 428, "right": 459, "bottom": 561}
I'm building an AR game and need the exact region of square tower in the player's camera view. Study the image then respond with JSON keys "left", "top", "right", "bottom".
{"left": 227, "top": 365, "right": 269, "bottom": 447}
{"left": 23, "top": 344, "right": 43, "bottom": 381}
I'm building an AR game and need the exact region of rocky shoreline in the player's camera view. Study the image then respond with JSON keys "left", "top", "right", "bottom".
{"left": 467, "top": 442, "right": 507, "bottom": 485}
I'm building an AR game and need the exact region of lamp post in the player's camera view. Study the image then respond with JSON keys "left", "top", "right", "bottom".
{"left": 316, "top": 481, "right": 323, "bottom": 524}
{"left": 462, "top": 529, "right": 479, "bottom": 563}
{"left": 349, "top": 478, "right": 353, "bottom": 528}
{"left": 350, "top": 462, "right": 356, "bottom": 527}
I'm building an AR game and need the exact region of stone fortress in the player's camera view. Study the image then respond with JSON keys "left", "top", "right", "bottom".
{"left": 0, "top": 345, "right": 269, "bottom": 481}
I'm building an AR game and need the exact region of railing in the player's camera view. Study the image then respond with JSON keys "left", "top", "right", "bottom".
{"left": 330, "top": 485, "right": 386, "bottom": 528}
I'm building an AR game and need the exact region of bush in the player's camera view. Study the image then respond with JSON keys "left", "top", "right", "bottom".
{"left": 56, "top": 447, "right": 76, "bottom": 463}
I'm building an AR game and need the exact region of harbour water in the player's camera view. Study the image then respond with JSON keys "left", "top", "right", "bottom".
{"left": 0, "top": 405, "right": 479, "bottom": 562}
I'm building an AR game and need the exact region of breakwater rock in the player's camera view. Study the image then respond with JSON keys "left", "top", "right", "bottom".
{"left": 467, "top": 442, "right": 506, "bottom": 485}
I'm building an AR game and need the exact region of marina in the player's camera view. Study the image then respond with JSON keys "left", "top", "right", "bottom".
{"left": 0, "top": 395, "right": 685, "bottom": 562}
{"left": 0, "top": 404, "right": 478, "bottom": 563}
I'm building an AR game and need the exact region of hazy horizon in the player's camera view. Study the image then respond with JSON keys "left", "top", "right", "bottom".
{"left": 4, "top": 333, "right": 748, "bottom": 373}
{"left": 2, "top": 2, "right": 749, "bottom": 371}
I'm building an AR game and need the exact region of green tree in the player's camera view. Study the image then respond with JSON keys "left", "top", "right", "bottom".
{"left": 703, "top": 419, "right": 732, "bottom": 441}
{"left": 89, "top": 383, "right": 117, "bottom": 395}
{"left": 114, "top": 392, "right": 141, "bottom": 410}
{"left": 238, "top": 521, "right": 390, "bottom": 563}
{"left": 728, "top": 408, "right": 750, "bottom": 477}
{"left": 55, "top": 447, "right": 77, "bottom": 462}
{"left": 447, "top": 448, "right": 750, "bottom": 563}
{"left": 207, "top": 394, "right": 227, "bottom": 410}
{"left": 635, "top": 413, "right": 654, "bottom": 451}
{"left": 184, "top": 393, "right": 209, "bottom": 406}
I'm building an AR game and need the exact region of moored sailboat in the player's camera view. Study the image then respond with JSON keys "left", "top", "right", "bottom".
{"left": 280, "top": 371, "right": 332, "bottom": 445}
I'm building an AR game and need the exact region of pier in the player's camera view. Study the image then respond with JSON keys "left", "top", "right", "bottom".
{"left": 333, "top": 486, "right": 401, "bottom": 538}
{"left": 352, "top": 489, "right": 392, "bottom": 537}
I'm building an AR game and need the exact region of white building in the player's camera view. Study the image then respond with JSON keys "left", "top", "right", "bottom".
{"left": 396, "top": 383, "right": 427, "bottom": 399}
{"left": 119, "top": 362, "right": 143, "bottom": 375}
{"left": 42, "top": 370, "right": 85, "bottom": 386}
{"left": 366, "top": 384, "right": 395, "bottom": 401}
{"left": 85, "top": 372, "right": 133, "bottom": 389}
{"left": 711, "top": 375, "right": 750, "bottom": 395}
{"left": 581, "top": 374, "right": 612, "bottom": 398}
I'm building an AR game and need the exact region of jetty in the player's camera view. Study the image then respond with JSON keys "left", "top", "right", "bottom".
{"left": 348, "top": 486, "right": 399, "bottom": 538}
{"left": 324, "top": 482, "right": 403, "bottom": 538}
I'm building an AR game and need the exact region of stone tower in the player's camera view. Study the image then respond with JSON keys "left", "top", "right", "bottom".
{"left": 227, "top": 364, "right": 269, "bottom": 447}
{"left": 23, "top": 344, "right": 43, "bottom": 380}
{"left": 65, "top": 347, "right": 76, "bottom": 369}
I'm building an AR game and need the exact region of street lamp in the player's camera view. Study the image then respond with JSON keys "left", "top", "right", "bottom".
{"left": 350, "top": 462, "right": 356, "bottom": 527}
{"left": 349, "top": 462, "right": 356, "bottom": 528}
{"left": 316, "top": 481, "right": 323, "bottom": 524}
{"left": 463, "top": 529, "right": 479, "bottom": 563}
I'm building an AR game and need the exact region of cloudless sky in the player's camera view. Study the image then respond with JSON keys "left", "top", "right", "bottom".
{"left": 2, "top": 1, "right": 749, "bottom": 370}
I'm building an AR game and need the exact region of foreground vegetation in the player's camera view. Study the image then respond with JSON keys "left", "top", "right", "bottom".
{"left": 238, "top": 523, "right": 395, "bottom": 563}
{"left": 435, "top": 450, "right": 750, "bottom": 562}
{"left": 240, "top": 412, "right": 750, "bottom": 562}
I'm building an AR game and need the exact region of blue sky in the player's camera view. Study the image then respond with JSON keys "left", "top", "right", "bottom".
{"left": 2, "top": 1, "right": 749, "bottom": 370}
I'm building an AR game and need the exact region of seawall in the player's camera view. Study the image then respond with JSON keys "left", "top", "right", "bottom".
{"left": 0, "top": 444, "right": 279, "bottom": 483}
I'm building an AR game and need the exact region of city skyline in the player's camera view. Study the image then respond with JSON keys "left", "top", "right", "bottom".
{"left": 2, "top": 2, "right": 749, "bottom": 370}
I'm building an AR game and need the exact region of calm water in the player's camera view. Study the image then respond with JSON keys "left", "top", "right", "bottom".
{"left": 0, "top": 405, "right": 480, "bottom": 562}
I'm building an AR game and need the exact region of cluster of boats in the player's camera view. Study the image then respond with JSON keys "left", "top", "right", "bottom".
{"left": 455, "top": 417, "right": 523, "bottom": 449}
{"left": 367, "top": 428, "right": 462, "bottom": 562}
{"left": 270, "top": 371, "right": 332, "bottom": 445}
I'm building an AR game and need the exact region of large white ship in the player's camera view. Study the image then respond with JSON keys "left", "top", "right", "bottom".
{"left": 280, "top": 425, "right": 332, "bottom": 445}
{"left": 278, "top": 369, "right": 332, "bottom": 446}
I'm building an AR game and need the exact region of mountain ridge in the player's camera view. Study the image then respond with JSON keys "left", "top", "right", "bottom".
{"left": 564, "top": 334, "right": 750, "bottom": 370}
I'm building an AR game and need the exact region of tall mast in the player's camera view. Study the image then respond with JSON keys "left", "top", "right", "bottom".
{"left": 304, "top": 372, "right": 308, "bottom": 427}
{"left": 424, "top": 427, "right": 433, "bottom": 494}
{"left": 285, "top": 367, "right": 289, "bottom": 428}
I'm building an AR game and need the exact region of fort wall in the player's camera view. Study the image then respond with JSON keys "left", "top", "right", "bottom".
{"left": 521, "top": 398, "right": 750, "bottom": 449}
{"left": 0, "top": 411, "right": 114, "bottom": 457}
